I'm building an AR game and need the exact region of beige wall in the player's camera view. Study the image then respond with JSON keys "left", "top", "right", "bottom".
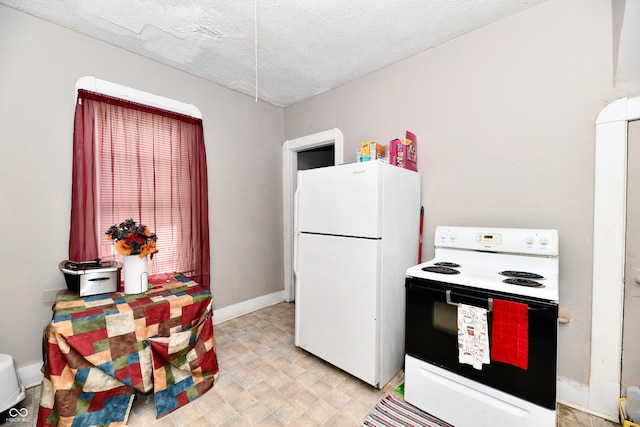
{"left": 284, "top": 0, "right": 612, "bottom": 385}
{"left": 0, "top": 5, "right": 284, "bottom": 367}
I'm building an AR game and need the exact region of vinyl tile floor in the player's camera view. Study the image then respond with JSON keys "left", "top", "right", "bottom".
{"left": 19, "top": 302, "right": 620, "bottom": 426}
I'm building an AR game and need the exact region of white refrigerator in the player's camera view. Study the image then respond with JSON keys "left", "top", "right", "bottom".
{"left": 293, "top": 160, "right": 421, "bottom": 388}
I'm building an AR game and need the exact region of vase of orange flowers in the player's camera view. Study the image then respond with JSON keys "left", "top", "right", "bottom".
{"left": 105, "top": 219, "right": 158, "bottom": 294}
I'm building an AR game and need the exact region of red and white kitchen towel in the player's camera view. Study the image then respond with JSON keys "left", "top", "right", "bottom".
{"left": 458, "top": 299, "right": 529, "bottom": 370}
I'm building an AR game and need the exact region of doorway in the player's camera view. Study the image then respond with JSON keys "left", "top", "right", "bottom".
{"left": 622, "top": 119, "right": 640, "bottom": 392}
{"left": 297, "top": 145, "right": 335, "bottom": 170}
{"left": 591, "top": 96, "right": 640, "bottom": 420}
{"left": 282, "top": 128, "right": 344, "bottom": 302}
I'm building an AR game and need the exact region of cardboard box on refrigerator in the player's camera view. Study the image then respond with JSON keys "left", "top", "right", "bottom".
{"left": 360, "top": 141, "right": 385, "bottom": 162}
{"left": 390, "top": 131, "right": 418, "bottom": 171}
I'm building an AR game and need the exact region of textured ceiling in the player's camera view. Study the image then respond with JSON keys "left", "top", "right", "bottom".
{"left": 2, "top": 0, "right": 553, "bottom": 106}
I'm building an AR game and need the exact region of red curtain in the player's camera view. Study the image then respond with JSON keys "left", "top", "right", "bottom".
{"left": 69, "top": 97, "right": 99, "bottom": 262}
{"left": 68, "top": 90, "right": 211, "bottom": 289}
{"left": 191, "top": 123, "right": 211, "bottom": 288}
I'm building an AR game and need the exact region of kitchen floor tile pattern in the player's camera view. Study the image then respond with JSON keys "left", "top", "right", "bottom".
{"left": 21, "top": 302, "right": 619, "bottom": 426}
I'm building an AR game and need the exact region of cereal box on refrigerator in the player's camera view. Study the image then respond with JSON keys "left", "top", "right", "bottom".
{"left": 360, "top": 141, "right": 385, "bottom": 162}
{"left": 390, "top": 131, "right": 417, "bottom": 171}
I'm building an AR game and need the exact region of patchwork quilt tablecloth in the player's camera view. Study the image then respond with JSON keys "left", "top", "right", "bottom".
{"left": 37, "top": 275, "right": 218, "bottom": 427}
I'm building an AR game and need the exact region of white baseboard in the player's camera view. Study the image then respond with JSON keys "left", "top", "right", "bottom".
{"left": 18, "top": 290, "right": 286, "bottom": 389}
{"left": 212, "top": 290, "right": 286, "bottom": 325}
{"left": 18, "top": 363, "right": 43, "bottom": 389}
{"left": 557, "top": 376, "right": 589, "bottom": 408}
{"left": 556, "top": 376, "right": 618, "bottom": 422}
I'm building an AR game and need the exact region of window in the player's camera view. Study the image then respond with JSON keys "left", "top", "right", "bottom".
{"left": 69, "top": 84, "right": 211, "bottom": 289}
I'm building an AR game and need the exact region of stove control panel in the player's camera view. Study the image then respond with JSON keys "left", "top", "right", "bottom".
{"left": 436, "top": 226, "right": 558, "bottom": 256}
{"left": 476, "top": 233, "right": 502, "bottom": 245}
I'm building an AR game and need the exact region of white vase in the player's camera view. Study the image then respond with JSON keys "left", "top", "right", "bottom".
{"left": 123, "top": 255, "right": 148, "bottom": 294}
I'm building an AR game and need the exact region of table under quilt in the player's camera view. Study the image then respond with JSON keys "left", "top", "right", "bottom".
{"left": 37, "top": 274, "right": 218, "bottom": 427}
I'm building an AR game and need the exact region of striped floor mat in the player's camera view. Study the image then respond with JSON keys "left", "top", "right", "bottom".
{"left": 363, "top": 394, "right": 453, "bottom": 427}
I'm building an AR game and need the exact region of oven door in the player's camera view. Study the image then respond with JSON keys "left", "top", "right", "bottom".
{"left": 405, "top": 277, "right": 558, "bottom": 409}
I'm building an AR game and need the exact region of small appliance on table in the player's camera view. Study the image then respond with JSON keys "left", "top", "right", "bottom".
{"left": 404, "top": 226, "right": 559, "bottom": 427}
{"left": 59, "top": 258, "right": 121, "bottom": 296}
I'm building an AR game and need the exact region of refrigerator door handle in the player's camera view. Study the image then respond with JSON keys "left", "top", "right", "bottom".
{"left": 293, "top": 231, "right": 299, "bottom": 278}
{"left": 293, "top": 174, "right": 302, "bottom": 278}
{"left": 294, "top": 172, "right": 302, "bottom": 234}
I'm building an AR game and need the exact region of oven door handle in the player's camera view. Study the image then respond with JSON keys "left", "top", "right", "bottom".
{"left": 446, "top": 290, "right": 493, "bottom": 312}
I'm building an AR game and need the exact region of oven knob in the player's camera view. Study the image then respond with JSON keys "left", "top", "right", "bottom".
{"left": 439, "top": 231, "right": 448, "bottom": 240}
{"left": 525, "top": 236, "right": 535, "bottom": 245}
{"left": 540, "top": 236, "right": 549, "bottom": 245}
{"left": 449, "top": 232, "right": 457, "bottom": 241}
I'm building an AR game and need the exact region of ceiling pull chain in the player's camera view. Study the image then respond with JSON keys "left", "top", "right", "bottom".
{"left": 254, "top": 0, "right": 258, "bottom": 102}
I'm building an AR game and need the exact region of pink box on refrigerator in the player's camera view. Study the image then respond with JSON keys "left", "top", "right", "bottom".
{"left": 390, "top": 131, "right": 418, "bottom": 171}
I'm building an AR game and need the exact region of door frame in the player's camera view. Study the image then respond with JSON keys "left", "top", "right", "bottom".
{"left": 282, "top": 129, "right": 344, "bottom": 302}
{"left": 591, "top": 96, "right": 640, "bottom": 419}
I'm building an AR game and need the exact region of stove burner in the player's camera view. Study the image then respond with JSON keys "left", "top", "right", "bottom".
{"left": 503, "top": 278, "right": 545, "bottom": 288}
{"left": 422, "top": 266, "right": 460, "bottom": 275}
{"left": 434, "top": 262, "right": 461, "bottom": 268}
{"left": 499, "top": 270, "right": 545, "bottom": 280}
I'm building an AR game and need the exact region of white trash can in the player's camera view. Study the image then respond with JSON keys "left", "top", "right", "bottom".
{"left": 0, "top": 354, "right": 25, "bottom": 414}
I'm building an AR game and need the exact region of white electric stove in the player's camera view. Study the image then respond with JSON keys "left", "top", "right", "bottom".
{"left": 404, "top": 225, "right": 559, "bottom": 427}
